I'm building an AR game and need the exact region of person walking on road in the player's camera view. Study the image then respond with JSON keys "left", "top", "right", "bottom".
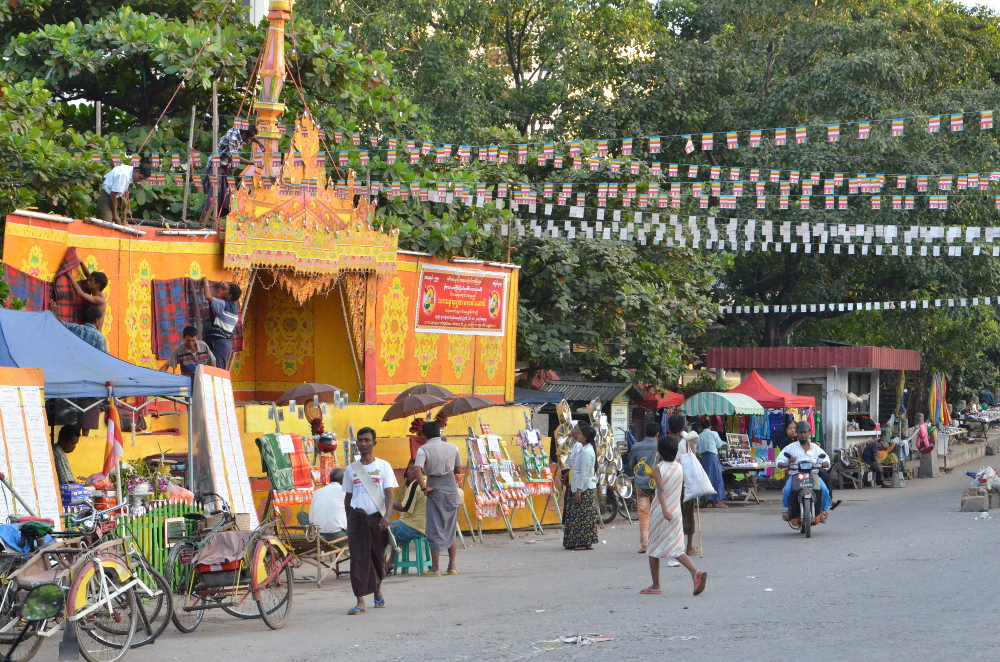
{"left": 413, "top": 421, "right": 463, "bottom": 576}
{"left": 343, "top": 427, "right": 397, "bottom": 614}
{"left": 629, "top": 421, "right": 661, "bottom": 553}
{"left": 643, "top": 434, "right": 707, "bottom": 596}
{"left": 562, "top": 425, "right": 599, "bottom": 551}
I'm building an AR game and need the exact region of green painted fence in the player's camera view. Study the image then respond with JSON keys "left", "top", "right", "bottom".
{"left": 115, "top": 501, "right": 204, "bottom": 574}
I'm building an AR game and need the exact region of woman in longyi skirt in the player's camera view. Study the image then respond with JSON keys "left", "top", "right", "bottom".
{"left": 643, "top": 434, "right": 707, "bottom": 596}
{"left": 562, "top": 425, "right": 599, "bottom": 550}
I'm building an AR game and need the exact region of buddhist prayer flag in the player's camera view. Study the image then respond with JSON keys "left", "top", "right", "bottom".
{"left": 938, "top": 174, "right": 953, "bottom": 190}
{"left": 351, "top": 132, "right": 361, "bottom": 146}
{"left": 825, "top": 196, "right": 835, "bottom": 209}
{"left": 646, "top": 136, "right": 660, "bottom": 154}
{"left": 757, "top": 196, "right": 767, "bottom": 209}
{"left": 928, "top": 115, "right": 941, "bottom": 132}
{"left": 823, "top": 181, "right": 835, "bottom": 195}
{"left": 982, "top": 110, "right": 994, "bottom": 130}
{"left": 951, "top": 113, "right": 964, "bottom": 131}
{"left": 460, "top": 145, "right": 472, "bottom": 163}
{"left": 688, "top": 165, "right": 699, "bottom": 178}
{"left": 334, "top": 131, "right": 344, "bottom": 143}
{"left": 834, "top": 173, "right": 844, "bottom": 186}
{"left": 733, "top": 181, "right": 744, "bottom": 196}
{"left": 774, "top": 128, "right": 787, "bottom": 146}
{"left": 683, "top": 135, "right": 694, "bottom": 153}
{"left": 720, "top": 195, "right": 737, "bottom": 209}
{"left": 293, "top": 151, "right": 303, "bottom": 167}
{"left": 770, "top": 169, "right": 780, "bottom": 182}
{"left": 386, "top": 149, "right": 396, "bottom": 164}
{"left": 750, "top": 129, "right": 762, "bottom": 147}
{"left": 731, "top": 167, "right": 743, "bottom": 181}
{"left": 569, "top": 141, "right": 582, "bottom": 158}
{"left": 710, "top": 165, "right": 721, "bottom": 179}
{"left": 701, "top": 133, "right": 714, "bottom": 150}
{"left": 749, "top": 168, "right": 760, "bottom": 181}
{"left": 827, "top": 124, "right": 840, "bottom": 142}
{"left": 871, "top": 196, "right": 881, "bottom": 209}
{"left": 838, "top": 196, "right": 848, "bottom": 210}
{"left": 800, "top": 196, "right": 810, "bottom": 209}
{"left": 905, "top": 195, "right": 914, "bottom": 209}
{"left": 892, "top": 195, "right": 902, "bottom": 209}
{"left": 891, "top": 119, "right": 905, "bottom": 136}
{"left": 517, "top": 144, "right": 527, "bottom": 164}
{"left": 896, "top": 175, "right": 907, "bottom": 188}
{"left": 755, "top": 182, "right": 766, "bottom": 195}
{"left": 668, "top": 163, "right": 678, "bottom": 177}
{"left": 387, "top": 138, "right": 397, "bottom": 150}
{"left": 630, "top": 160, "right": 641, "bottom": 174}
{"left": 359, "top": 150, "right": 370, "bottom": 166}
{"left": 789, "top": 170, "right": 800, "bottom": 184}
{"left": 622, "top": 138, "right": 633, "bottom": 155}
{"left": 369, "top": 135, "right": 379, "bottom": 147}
{"left": 421, "top": 141, "right": 432, "bottom": 155}
{"left": 151, "top": 154, "right": 161, "bottom": 168}
{"left": 131, "top": 154, "right": 140, "bottom": 166}
{"left": 609, "top": 159, "right": 621, "bottom": 172}
{"left": 498, "top": 149, "right": 509, "bottom": 163}
{"left": 589, "top": 158, "right": 600, "bottom": 171}
{"left": 111, "top": 152, "right": 122, "bottom": 166}
{"left": 779, "top": 195, "right": 789, "bottom": 209}
{"left": 727, "top": 132, "right": 738, "bottom": 149}
{"left": 338, "top": 151, "right": 348, "bottom": 166}
{"left": 917, "top": 175, "right": 928, "bottom": 191}
{"left": 795, "top": 126, "right": 808, "bottom": 144}
{"left": 858, "top": 122, "right": 871, "bottom": 139}
{"left": 174, "top": 174, "right": 184, "bottom": 187}
{"left": 554, "top": 155, "right": 564, "bottom": 168}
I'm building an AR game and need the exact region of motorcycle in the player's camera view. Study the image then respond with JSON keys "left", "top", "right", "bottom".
{"left": 787, "top": 461, "right": 823, "bottom": 538}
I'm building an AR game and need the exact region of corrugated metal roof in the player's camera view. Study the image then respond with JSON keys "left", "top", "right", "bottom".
{"left": 538, "top": 380, "right": 644, "bottom": 402}
{"left": 682, "top": 392, "right": 765, "bottom": 416}
{"left": 706, "top": 346, "right": 920, "bottom": 371}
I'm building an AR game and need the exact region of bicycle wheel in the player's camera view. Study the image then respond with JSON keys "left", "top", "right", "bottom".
{"left": 0, "top": 586, "right": 43, "bottom": 662}
{"left": 251, "top": 539, "right": 293, "bottom": 630}
{"left": 221, "top": 582, "right": 260, "bottom": 620}
{"left": 129, "top": 561, "right": 171, "bottom": 647}
{"left": 66, "top": 558, "right": 137, "bottom": 662}
{"left": 164, "top": 541, "right": 203, "bottom": 634}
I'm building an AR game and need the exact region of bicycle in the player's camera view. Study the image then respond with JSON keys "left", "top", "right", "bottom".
{"left": 1, "top": 527, "right": 139, "bottom": 662}
{"left": 164, "top": 493, "right": 293, "bottom": 633}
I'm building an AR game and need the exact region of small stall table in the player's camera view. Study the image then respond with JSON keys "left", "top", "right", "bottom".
{"left": 721, "top": 464, "right": 776, "bottom": 504}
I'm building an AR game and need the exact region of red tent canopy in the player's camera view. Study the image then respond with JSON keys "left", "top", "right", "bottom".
{"left": 637, "top": 391, "right": 685, "bottom": 409}
{"left": 728, "top": 370, "right": 815, "bottom": 409}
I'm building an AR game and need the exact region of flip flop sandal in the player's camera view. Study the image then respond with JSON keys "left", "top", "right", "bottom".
{"left": 639, "top": 588, "right": 661, "bottom": 595}
{"left": 446, "top": 569, "right": 459, "bottom": 575}
{"left": 423, "top": 571, "right": 442, "bottom": 577}
{"left": 830, "top": 500, "right": 843, "bottom": 510}
{"left": 373, "top": 598, "right": 386, "bottom": 608}
{"left": 781, "top": 512, "right": 790, "bottom": 521}
{"left": 693, "top": 571, "right": 708, "bottom": 596}
{"left": 347, "top": 606, "right": 366, "bottom": 615}
{"left": 820, "top": 512, "right": 829, "bottom": 523}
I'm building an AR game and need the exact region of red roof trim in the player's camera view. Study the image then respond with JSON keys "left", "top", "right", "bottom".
{"left": 706, "top": 346, "right": 920, "bottom": 371}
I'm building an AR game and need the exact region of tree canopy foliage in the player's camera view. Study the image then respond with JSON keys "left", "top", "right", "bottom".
{"left": 6, "top": 0, "right": 1000, "bottom": 393}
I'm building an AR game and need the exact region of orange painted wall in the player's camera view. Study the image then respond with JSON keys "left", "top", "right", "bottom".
{"left": 3, "top": 216, "right": 518, "bottom": 406}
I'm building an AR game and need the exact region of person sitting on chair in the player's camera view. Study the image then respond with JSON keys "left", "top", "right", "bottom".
{"left": 304, "top": 468, "right": 347, "bottom": 543}
{"left": 386, "top": 461, "right": 427, "bottom": 574}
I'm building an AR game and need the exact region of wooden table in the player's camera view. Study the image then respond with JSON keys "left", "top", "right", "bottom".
{"left": 720, "top": 464, "right": 775, "bottom": 505}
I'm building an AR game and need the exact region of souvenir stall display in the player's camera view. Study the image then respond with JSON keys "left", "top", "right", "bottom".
{"left": 515, "top": 413, "right": 562, "bottom": 523}
{"left": 480, "top": 419, "right": 546, "bottom": 534}
{"left": 466, "top": 433, "right": 520, "bottom": 540}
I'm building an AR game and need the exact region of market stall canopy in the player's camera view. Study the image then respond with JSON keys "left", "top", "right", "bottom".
{"left": 0, "top": 309, "right": 190, "bottom": 399}
{"left": 637, "top": 391, "right": 685, "bottom": 409}
{"left": 513, "top": 387, "right": 564, "bottom": 404}
{"left": 728, "top": 370, "right": 816, "bottom": 408}
{"left": 681, "top": 392, "right": 764, "bottom": 416}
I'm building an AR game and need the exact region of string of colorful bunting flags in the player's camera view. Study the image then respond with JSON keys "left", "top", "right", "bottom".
{"left": 724, "top": 295, "right": 1000, "bottom": 315}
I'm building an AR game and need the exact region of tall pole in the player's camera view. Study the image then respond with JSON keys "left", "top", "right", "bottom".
{"left": 212, "top": 80, "right": 219, "bottom": 148}
{"left": 95, "top": 101, "right": 102, "bottom": 137}
{"left": 182, "top": 105, "right": 197, "bottom": 223}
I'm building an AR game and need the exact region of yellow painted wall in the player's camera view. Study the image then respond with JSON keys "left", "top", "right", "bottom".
{"left": 63, "top": 402, "right": 560, "bottom": 532}
{"left": 313, "top": 288, "right": 362, "bottom": 402}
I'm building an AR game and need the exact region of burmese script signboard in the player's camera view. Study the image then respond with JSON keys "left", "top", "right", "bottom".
{"left": 414, "top": 265, "right": 509, "bottom": 336}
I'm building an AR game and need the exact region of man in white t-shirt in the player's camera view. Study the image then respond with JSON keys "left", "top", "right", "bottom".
{"left": 307, "top": 467, "right": 347, "bottom": 543}
{"left": 97, "top": 163, "right": 151, "bottom": 223}
{"left": 343, "top": 427, "right": 398, "bottom": 615}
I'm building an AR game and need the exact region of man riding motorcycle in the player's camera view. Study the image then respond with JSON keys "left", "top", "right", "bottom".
{"left": 777, "top": 420, "right": 832, "bottom": 527}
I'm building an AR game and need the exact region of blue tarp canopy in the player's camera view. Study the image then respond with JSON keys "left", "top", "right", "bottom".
{"left": 513, "top": 387, "right": 565, "bottom": 404}
{"left": 0, "top": 309, "right": 190, "bottom": 399}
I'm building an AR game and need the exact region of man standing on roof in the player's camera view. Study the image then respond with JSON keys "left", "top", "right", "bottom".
{"left": 201, "top": 278, "right": 241, "bottom": 369}
{"left": 203, "top": 123, "right": 265, "bottom": 219}
{"left": 97, "top": 162, "right": 151, "bottom": 224}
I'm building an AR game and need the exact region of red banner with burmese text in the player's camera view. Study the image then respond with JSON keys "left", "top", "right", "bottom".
{"left": 414, "top": 265, "right": 508, "bottom": 336}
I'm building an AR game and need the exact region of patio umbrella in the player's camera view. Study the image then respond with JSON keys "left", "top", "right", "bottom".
{"left": 437, "top": 396, "right": 496, "bottom": 418}
{"left": 395, "top": 384, "right": 456, "bottom": 401}
{"left": 275, "top": 382, "right": 343, "bottom": 406}
{"left": 382, "top": 394, "right": 448, "bottom": 421}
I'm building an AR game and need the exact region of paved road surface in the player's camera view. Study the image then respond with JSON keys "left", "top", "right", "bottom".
{"left": 47, "top": 462, "right": 996, "bottom": 662}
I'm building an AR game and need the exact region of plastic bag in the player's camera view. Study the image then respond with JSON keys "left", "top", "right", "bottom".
{"left": 973, "top": 466, "right": 1000, "bottom": 491}
{"left": 680, "top": 453, "right": 717, "bottom": 500}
